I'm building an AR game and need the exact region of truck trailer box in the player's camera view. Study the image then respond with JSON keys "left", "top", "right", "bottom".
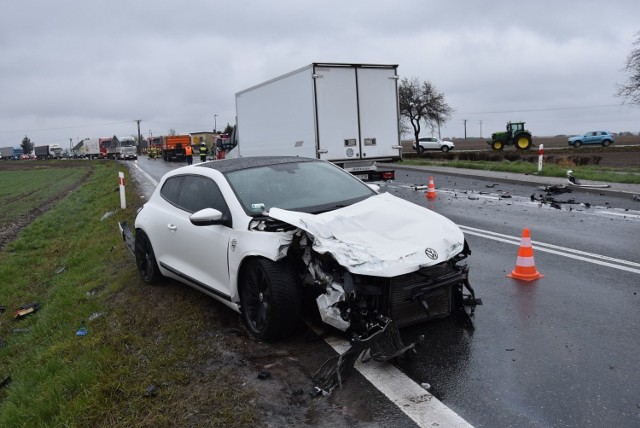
{"left": 34, "top": 145, "right": 50, "bottom": 160}
{"left": 0, "top": 146, "right": 13, "bottom": 159}
{"left": 80, "top": 139, "right": 101, "bottom": 159}
{"left": 233, "top": 63, "right": 401, "bottom": 180}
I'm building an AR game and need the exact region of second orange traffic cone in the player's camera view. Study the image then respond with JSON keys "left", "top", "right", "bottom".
{"left": 507, "top": 228, "right": 543, "bottom": 281}
{"left": 426, "top": 176, "right": 437, "bottom": 199}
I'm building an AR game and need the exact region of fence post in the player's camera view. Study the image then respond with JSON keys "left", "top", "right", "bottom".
{"left": 537, "top": 144, "right": 544, "bottom": 173}
{"left": 118, "top": 172, "right": 126, "bottom": 209}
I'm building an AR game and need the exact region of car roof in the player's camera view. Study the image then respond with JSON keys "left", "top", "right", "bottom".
{"left": 195, "top": 156, "right": 318, "bottom": 173}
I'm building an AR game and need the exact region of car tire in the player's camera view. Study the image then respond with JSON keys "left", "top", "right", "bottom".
{"left": 135, "top": 230, "right": 162, "bottom": 284}
{"left": 240, "top": 258, "right": 301, "bottom": 341}
{"left": 602, "top": 140, "right": 611, "bottom": 147}
{"left": 417, "top": 145, "right": 424, "bottom": 154}
{"left": 441, "top": 146, "right": 450, "bottom": 153}
{"left": 573, "top": 141, "right": 582, "bottom": 148}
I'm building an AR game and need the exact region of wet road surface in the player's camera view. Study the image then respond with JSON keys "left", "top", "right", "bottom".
{"left": 389, "top": 169, "right": 640, "bottom": 427}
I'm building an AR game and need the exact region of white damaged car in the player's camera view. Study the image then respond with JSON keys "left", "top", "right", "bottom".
{"left": 121, "top": 157, "right": 478, "bottom": 341}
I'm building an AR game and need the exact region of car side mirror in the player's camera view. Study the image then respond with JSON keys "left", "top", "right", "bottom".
{"left": 190, "top": 208, "right": 229, "bottom": 227}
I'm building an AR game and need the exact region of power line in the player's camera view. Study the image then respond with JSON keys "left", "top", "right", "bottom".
{"left": 457, "top": 103, "right": 627, "bottom": 116}
{"left": 0, "top": 120, "right": 134, "bottom": 134}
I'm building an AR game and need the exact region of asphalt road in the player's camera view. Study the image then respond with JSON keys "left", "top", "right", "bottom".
{"left": 129, "top": 156, "right": 640, "bottom": 427}
{"left": 387, "top": 168, "right": 640, "bottom": 427}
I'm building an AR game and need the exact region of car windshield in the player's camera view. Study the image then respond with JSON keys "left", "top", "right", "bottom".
{"left": 225, "top": 160, "right": 376, "bottom": 215}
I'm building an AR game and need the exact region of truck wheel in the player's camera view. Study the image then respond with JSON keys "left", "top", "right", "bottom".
{"left": 441, "top": 146, "right": 450, "bottom": 153}
{"left": 240, "top": 258, "right": 301, "bottom": 340}
{"left": 492, "top": 140, "right": 504, "bottom": 151}
{"left": 135, "top": 231, "right": 162, "bottom": 284}
{"left": 515, "top": 135, "right": 532, "bottom": 150}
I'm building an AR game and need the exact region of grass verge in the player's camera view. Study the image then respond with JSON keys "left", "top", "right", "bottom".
{"left": 402, "top": 159, "right": 640, "bottom": 184}
{"left": 0, "top": 162, "right": 256, "bottom": 426}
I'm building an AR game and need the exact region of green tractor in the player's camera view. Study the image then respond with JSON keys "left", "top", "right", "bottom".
{"left": 488, "top": 121, "right": 533, "bottom": 150}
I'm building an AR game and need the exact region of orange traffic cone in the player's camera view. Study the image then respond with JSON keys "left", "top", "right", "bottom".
{"left": 426, "top": 176, "right": 437, "bottom": 199}
{"left": 507, "top": 228, "right": 543, "bottom": 281}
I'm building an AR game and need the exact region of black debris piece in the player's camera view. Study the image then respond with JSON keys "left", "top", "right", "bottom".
{"left": 0, "top": 305, "right": 5, "bottom": 314}
{"left": 257, "top": 370, "right": 271, "bottom": 380}
{"left": 143, "top": 384, "right": 159, "bottom": 398}
{"left": 539, "top": 184, "right": 572, "bottom": 194}
{"left": 312, "top": 317, "right": 420, "bottom": 395}
{"left": 0, "top": 376, "right": 12, "bottom": 390}
{"left": 13, "top": 303, "right": 41, "bottom": 320}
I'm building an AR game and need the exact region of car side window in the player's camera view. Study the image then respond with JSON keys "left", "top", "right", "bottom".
{"left": 160, "top": 176, "right": 184, "bottom": 205}
{"left": 179, "top": 176, "right": 231, "bottom": 219}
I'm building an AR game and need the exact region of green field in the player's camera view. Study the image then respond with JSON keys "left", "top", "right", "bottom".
{"left": 0, "top": 162, "right": 256, "bottom": 426}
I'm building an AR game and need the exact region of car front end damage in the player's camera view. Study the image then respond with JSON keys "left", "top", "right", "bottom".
{"left": 254, "top": 193, "right": 481, "bottom": 392}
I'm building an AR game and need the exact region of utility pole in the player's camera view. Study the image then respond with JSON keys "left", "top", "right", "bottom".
{"left": 479, "top": 120, "right": 483, "bottom": 139}
{"left": 214, "top": 114, "right": 218, "bottom": 133}
{"left": 69, "top": 138, "right": 73, "bottom": 153}
{"left": 463, "top": 119, "right": 467, "bottom": 139}
{"left": 135, "top": 119, "right": 142, "bottom": 155}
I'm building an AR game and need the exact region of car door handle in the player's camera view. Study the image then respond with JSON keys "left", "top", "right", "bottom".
{"left": 167, "top": 224, "right": 177, "bottom": 231}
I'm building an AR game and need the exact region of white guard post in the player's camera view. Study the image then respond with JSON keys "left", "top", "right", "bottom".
{"left": 119, "top": 171, "right": 126, "bottom": 209}
{"left": 538, "top": 144, "right": 544, "bottom": 173}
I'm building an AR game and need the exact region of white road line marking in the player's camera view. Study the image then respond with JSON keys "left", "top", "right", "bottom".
{"left": 312, "top": 328, "right": 473, "bottom": 428}
{"left": 595, "top": 210, "right": 640, "bottom": 220}
{"left": 134, "top": 162, "right": 158, "bottom": 187}
{"left": 459, "top": 225, "right": 640, "bottom": 274}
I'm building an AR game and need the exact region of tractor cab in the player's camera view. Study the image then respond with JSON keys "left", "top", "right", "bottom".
{"left": 508, "top": 122, "right": 526, "bottom": 135}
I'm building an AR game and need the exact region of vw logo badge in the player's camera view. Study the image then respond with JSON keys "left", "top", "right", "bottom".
{"left": 425, "top": 248, "right": 438, "bottom": 260}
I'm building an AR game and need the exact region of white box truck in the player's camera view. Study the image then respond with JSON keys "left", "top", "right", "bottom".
{"left": 229, "top": 63, "right": 402, "bottom": 180}
{"left": 72, "top": 139, "right": 101, "bottom": 159}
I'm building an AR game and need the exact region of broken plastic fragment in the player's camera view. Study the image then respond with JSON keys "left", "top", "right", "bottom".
{"left": 100, "top": 211, "right": 114, "bottom": 221}
{"left": 312, "top": 317, "right": 419, "bottom": 394}
{"left": 13, "top": 303, "right": 40, "bottom": 319}
{"left": 76, "top": 327, "right": 88, "bottom": 336}
{"left": 88, "top": 312, "right": 104, "bottom": 321}
{"left": 316, "top": 284, "right": 349, "bottom": 331}
{"left": 0, "top": 376, "right": 12, "bottom": 390}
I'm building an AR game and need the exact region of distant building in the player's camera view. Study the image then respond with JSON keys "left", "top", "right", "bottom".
{"left": 189, "top": 131, "right": 219, "bottom": 148}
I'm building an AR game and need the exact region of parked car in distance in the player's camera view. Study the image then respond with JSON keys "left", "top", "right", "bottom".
{"left": 121, "top": 156, "right": 477, "bottom": 343}
{"left": 413, "top": 136, "right": 455, "bottom": 153}
{"left": 568, "top": 131, "right": 614, "bottom": 148}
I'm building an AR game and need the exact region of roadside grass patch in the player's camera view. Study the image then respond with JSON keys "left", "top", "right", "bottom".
{"left": 403, "top": 158, "right": 640, "bottom": 184}
{"left": 0, "top": 163, "right": 257, "bottom": 426}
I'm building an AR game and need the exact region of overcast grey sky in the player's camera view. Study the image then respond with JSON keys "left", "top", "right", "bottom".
{"left": 1, "top": 1, "right": 639, "bottom": 149}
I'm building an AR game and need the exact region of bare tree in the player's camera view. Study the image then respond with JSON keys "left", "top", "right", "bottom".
{"left": 399, "top": 77, "right": 453, "bottom": 144}
{"left": 617, "top": 31, "right": 640, "bottom": 105}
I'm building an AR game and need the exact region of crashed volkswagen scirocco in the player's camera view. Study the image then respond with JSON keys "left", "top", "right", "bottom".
{"left": 121, "top": 157, "right": 477, "bottom": 342}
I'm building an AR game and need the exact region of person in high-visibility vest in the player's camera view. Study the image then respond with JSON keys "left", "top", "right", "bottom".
{"left": 198, "top": 142, "right": 208, "bottom": 162}
{"left": 185, "top": 144, "right": 193, "bottom": 165}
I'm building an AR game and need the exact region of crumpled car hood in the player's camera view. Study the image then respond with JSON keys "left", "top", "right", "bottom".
{"left": 269, "top": 192, "right": 465, "bottom": 277}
